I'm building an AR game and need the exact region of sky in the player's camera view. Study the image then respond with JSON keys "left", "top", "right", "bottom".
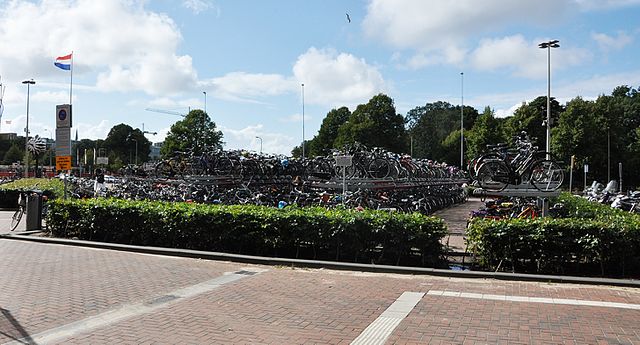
{"left": 0, "top": 0, "right": 639, "bottom": 155}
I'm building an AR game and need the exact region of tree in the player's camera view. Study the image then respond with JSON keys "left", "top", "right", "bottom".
{"left": 3, "top": 144, "right": 23, "bottom": 165}
{"left": 308, "top": 106, "right": 351, "bottom": 156}
{"left": 504, "top": 96, "right": 563, "bottom": 149}
{"left": 466, "top": 106, "right": 506, "bottom": 161}
{"left": 103, "top": 124, "right": 152, "bottom": 170}
{"left": 406, "top": 101, "right": 478, "bottom": 161}
{"left": 333, "top": 94, "right": 407, "bottom": 153}
{"left": 161, "top": 109, "right": 223, "bottom": 158}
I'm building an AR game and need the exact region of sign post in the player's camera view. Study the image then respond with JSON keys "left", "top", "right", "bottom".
{"left": 335, "top": 155, "right": 353, "bottom": 204}
{"left": 56, "top": 104, "right": 72, "bottom": 199}
{"left": 584, "top": 164, "right": 589, "bottom": 192}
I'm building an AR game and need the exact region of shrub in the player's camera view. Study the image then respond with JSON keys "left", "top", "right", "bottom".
{"left": 46, "top": 198, "right": 449, "bottom": 267}
{"left": 467, "top": 193, "right": 640, "bottom": 277}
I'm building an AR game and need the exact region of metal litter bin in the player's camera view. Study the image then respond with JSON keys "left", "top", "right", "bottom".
{"left": 25, "top": 190, "right": 43, "bottom": 230}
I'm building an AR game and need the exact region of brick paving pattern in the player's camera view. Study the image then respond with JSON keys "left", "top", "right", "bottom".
{"left": 1, "top": 239, "right": 639, "bottom": 344}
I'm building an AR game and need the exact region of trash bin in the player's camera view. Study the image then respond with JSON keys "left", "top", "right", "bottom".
{"left": 25, "top": 190, "right": 43, "bottom": 231}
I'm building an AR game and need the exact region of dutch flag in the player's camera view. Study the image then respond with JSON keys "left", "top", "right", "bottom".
{"left": 54, "top": 53, "right": 72, "bottom": 71}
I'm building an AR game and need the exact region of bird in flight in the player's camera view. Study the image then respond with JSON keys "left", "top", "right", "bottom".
{"left": 346, "top": 13, "right": 351, "bottom": 23}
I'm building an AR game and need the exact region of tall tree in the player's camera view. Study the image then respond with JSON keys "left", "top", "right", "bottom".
{"left": 104, "top": 124, "right": 152, "bottom": 169}
{"left": 308, "top": 106, "right": 351, "bottom": 156}
{"left": 334, "top": 94, "right": 407, "bottom": 153}
{"left": 161, "top": 109, "right": 223, "bottom": 157}
{"left": 504, "top": 96, "right": 563, "bottom": 150}
{"left": 466, "top": 106, "right": 506, "bottom": 161}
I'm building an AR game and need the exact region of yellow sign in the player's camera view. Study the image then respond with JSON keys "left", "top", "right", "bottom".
{"left": 56, "top": 155, "right": 72, "bottom": 171}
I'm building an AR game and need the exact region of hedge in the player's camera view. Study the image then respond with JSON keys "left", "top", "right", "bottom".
{"left": 466, "top": 193, "right": 640, "bottom": 277}
{"left": 45, "top": 198, "right": 449, "bottom": 267}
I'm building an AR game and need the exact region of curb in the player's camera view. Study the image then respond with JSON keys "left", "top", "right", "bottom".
{"left": 2, "top": 232, "right": 639, "bottom": 288}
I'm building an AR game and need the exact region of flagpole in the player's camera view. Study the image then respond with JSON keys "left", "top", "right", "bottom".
{"left": 70, "top": 51, "right": 73, "bottom": 105}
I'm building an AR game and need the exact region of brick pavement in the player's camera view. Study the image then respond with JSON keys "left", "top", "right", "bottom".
{"left": 1, "top": 239, "right": 639, "bottom": 344}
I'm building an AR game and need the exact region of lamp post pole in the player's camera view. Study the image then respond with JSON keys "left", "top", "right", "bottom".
{"left": 538, "top": 40, "right": 559, "bottom": 160}
{"left": 133, "top": 139, "right": 138, "bottom": 165}
{"left": 301, "top": 83, "right": 305, "bottom": 159}
{"left": 256, "top": 136, "right": 262, "bottom": 154}
{"left": 203, "top": 91, "right": 207, "bottom": 113}
{"left": 460, "top": 72, "right": 464, "bottom": 169}
{"left": 22, "top": 79, "right": 35, "bottom": 178}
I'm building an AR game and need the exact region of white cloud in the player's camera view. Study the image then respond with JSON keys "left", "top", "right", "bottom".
{"left": 205, "top": 72, "right": 296, "bottom": 103}
{"left": 574, "top": 0, "right": 640, "bottom": 10}
{"left": 0, "top": 0, "right": 198, "bottom": 96}
{"left": 279, "top": 113, "right": 311, "bottom": 123}
{"left": 292, "top": 47, "right": 387, "bottom": 107}
{"left": 200, "top": 47, "right": 386, "bottom": 108}
{"left": 220, "top": 124, "right": 296, "bottom": 155}
{"left": 363, "top": 0, "right": 569, "bottom": 51}
{"left": 592, "top": 31, "right": 633, "bottom": 51}
{"left": 182, "top": 0, "right": 214, "bottom": 14}
{"left": 470, "top": 35, "right": 591, "bottom": 79}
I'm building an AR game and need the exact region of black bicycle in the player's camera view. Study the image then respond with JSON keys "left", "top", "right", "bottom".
{"left": 10, "top": 192, "right": 27, "bottom": 231}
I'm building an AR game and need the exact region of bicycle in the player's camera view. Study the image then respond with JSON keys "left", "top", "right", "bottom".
{"left": 10, "top": 192, "right": 27, "bottom": 231}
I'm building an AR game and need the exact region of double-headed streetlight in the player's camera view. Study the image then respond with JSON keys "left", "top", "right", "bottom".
{"left": 255, "top": 136, "right": 262, "bottom": 154}
{"left": 538, "top": 39, "right": 559, "bottom": 160}
{"left": 22, "top": 79, "right": 35, "bottom": 177}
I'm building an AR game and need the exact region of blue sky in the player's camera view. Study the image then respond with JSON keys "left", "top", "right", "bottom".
{"left": 0, "top": 0, "right": 639, "bottom": 155}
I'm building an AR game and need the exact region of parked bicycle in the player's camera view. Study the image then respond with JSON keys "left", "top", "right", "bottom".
{"left": 10, "top": 192, "right": 28, "bottom": 231}
{"left": 474, "top": 133, "right": 564, "bottom": 192}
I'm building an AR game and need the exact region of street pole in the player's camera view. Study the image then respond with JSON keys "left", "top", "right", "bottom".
{"left": 607, "top": 129, "right": 611, "bottom": 182}
{"left": 301, "top": 83, "right": 305, "bottom": 159}
{"left": 460, "top": 72, "right": 464, "bottom": 169}
{"left": 538, "top": 40, "right": 559, "bottom": 160}
{"left": 256, "top": 136, "right": 262, "bottom": 154}
{"left": 203, "top": 91, "right": 207, "bottom": 113}
{"left": 22, "top": 79, "right": 35, "bottom": 178}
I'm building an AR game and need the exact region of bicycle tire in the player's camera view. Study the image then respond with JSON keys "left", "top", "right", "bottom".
{"left": 155, "top": 161, "right": 173, "bottom": 177}
{"left": 476, "top": 160, "right": 509, "bottom": 191}
{"left": 530, "top": 160, "right": 564, "bottom": 192}
{"left": 10, "top": 207, "right": 23, "bottom": 231}
{"left": 367, "top": 158, "right": 391, "bottom": 179}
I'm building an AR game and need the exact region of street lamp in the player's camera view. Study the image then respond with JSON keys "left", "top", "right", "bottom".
{"left": 132, "top": 139, "right": 138, "bottom": 165}
{"left": 22, "top": 79, "right": 35, "bottom": 177}
{"left": 43, "top": 128, "right": 52, "bottom": 167}
{"left": 255, "top": 136, "right": 262, "bottom": 154}
{"left": 203, "top": 91, "right": 207, "bottom": 113}
{"left": 538, "top": 39, "right": 559, "bottom": 160}
{"left": 460, "top": 72, "right": 464, "bottom": 169}
{"left": 301, "top": 83, "right": 305, "bottom": 159}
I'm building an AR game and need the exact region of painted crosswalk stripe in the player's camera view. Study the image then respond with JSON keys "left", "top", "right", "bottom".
{"left": 351, "top": 291, "right": 424, "bottom": 345}
{"left": 427, "top": 290, "right": 640, "bottom": 310}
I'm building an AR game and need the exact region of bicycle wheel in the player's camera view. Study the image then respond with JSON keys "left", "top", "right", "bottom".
{"left": 476, "top": 160, "right": 510, "bottom": 191}
{"left": 530, "top": 160, "right": 564, "bottom": 192}
{"left": 10, "top": 207, "right": 23, "bottom": 231}
{"left": 155, "top": 161, "right": 173, "bottom": 177}
{"left": 367, "top": 158, "right": 391, "bottom": 179}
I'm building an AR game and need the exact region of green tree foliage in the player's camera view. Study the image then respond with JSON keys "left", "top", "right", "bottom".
{"left": 406, "top": 101, "right": 478, "bottom": 164}
{"left": 504, "top": 96, "right": 563, "bottom": 148}
{"left": 334, "top": 94, "right": 407, "bottom": 153}
{"left": 3, "top": 144, "right": 23, "bottom": 164}
{"left": 103, "top": 124, "right": 152, "bottom": 169}
{"left": 161, "top": 109, "right": 223, "bottom": 158}
{"left": 466, "top": 106, "right": 506, "bottom": 160}
{"left": 308, "top": 106, "right": 351, "bottom": 156}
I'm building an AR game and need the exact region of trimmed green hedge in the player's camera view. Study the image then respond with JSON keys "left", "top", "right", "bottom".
{"left": 467, "top": 193, "right": 640, "bottom": 277}
{"left": 45, "top": 198, "right": 448, "bottom": 267}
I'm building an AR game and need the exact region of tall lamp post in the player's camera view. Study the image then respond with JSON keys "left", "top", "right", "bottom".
{"left": 538, "top": 39, "right": 559, "bottom": 160}
{"left": 255, "top": 136, "right": 262, "bottom": 154}
{"left": 203, "top": 91, "right": 207, "bottom": 113}
{"left": 44, "top": 128, "right": 52, "bottom": 167}
{"left": 301, "top": 83, "right": 305, "bottom": 159}
{"left": 132, "top": 138, "right": 138, "bottom": 165}
{"left": 460, "top": 72, "right": 464, "bottom": 169}
{"left": 22, "top": 79, "right": 35, "bottom": 177}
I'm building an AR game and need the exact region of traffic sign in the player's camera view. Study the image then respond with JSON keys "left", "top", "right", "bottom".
{"left": 56, "top": 155, "right": 72, "bottom": 171}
